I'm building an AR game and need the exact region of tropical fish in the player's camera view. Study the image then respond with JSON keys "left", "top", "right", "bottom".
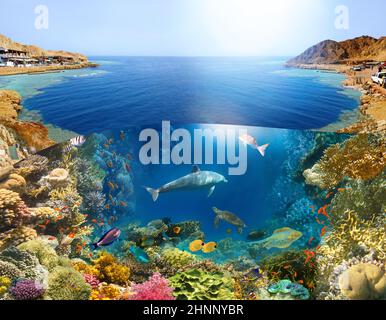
{"left": 173, "top": 226, "right": 181, "bottom": 235}
{"left": 247, "top": 229, "right": 266, "bottom": 241}
{"left": 61, "top": 234, "right": 76, "bottom": 246}
{"left": 144, "top": 166, "right": 228, "bottom": 202}
{"left": 120, "top": 131, "right": 125, "bottom": 141}
{"left": 325, "top": 192, "right": 334, "bottom": 199}
{"left": 107, "top": 161, "right": 113, "bottom": 168}
{"left": 238, "top": 134, "right": 269, "bottom": 157}
{"left": 68, "top": 135, "right": 86, "bottom": 150}
{"left": 119, "top": 201, "right": 127, "bottom": 207}
{"left": 251, "top": 267, "right": 263, "bottom": 279}
{"left": 320, "top": 226, "right": 327, "bottom": 237}
{"left": 107, "top": 182, "right": 115, "bottom": 190}
{"left": 125, "top": 163, "right": 132, "bottom": 172}
{"left": 255, "top": 227, "right": 302, "bottom": 249}
{"left": 129, "top": 245, "right": 150, "bottom": 263}
{"left": 189, "top": 240, "right": 205, "bottom": 252}
{"left": 213, "top": 207, "right": 246, "bottom": 234}
{"left": 127, "top": 154, "right": 133, "bottom": 161}
{"left": 226, "top": 228, "right": 233, "bottom": 235}
{"left": 90, "top": 227, "right": 121, "bottom": 250}
{"left": 308, "top": 237, "right": 315, "bottom": 245}
{"left": 202, "top": 242, "right": 217, "bottom": 253}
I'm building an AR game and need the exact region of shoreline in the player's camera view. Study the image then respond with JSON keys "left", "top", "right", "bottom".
{"left": 0, "top": 62, "right": 98, "bottom": 77}
{"left": 287, "top": 63, "right": 386, "bottom": 134}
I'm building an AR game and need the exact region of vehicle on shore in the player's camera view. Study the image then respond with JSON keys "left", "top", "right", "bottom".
{"left": 371, "top": 72, "right": 386, "bottom": 86}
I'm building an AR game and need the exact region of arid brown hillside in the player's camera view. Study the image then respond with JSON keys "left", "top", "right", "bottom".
{"left": 288, "top": 36, "right": 386, "bottom": 65}
{"left": 0, "top": 34, "right": 88, "bottom": 62}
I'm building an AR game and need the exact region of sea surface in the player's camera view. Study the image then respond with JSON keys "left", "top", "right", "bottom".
{"left": 0, "top": 57, "right": 361, "bottom": 135}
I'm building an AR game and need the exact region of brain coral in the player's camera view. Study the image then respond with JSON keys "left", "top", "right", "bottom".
{"left": 339, "top": 264, "right": 386, "bottom": 300}
{"left": 46, "top": 266, "right": 91, "bottom": 300}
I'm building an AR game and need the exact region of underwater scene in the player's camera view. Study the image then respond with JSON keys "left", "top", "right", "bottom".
{"left": 0, "top": 123, "right": 385, "bottom": 301}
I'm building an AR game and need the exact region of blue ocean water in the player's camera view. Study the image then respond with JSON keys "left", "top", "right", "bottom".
{"left": 68, "top": 123, "right": 345, "bottom": 263}
{"left": 0, "top": 57, "right": 360, "bottom": 135}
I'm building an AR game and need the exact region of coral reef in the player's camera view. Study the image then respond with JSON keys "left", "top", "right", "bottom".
{"left": 268, "top": 279, "right": 310, "bottom": 300}
{"left": 338, "top": 263, "right": 386, "bottom": 300}
{"left": 169, "top": 269, "right": 235, "bottom": 300}
{"left": 131, "top": 273, "right": 175, "bottom": 300}
{"left": 304, "top": 134, "right": 385, "bottom": 189}
{"left": 46, "top": 266, "right": 91, "bottom": 300}
{"left": 10, "top": 279, "right": 45, "bottom": 300}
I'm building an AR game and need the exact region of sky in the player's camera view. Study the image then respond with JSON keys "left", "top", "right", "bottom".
{"left": 0, "top": 0, "right": 384, "bottom": 56}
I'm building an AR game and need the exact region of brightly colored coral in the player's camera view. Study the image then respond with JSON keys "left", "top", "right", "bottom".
{"left": 92, "top": 251, "right": 130, "bottom": 285}
{"left": 0, "top": 276, "right": 11, "bottom": 296}
{"left": 305, "top": 134, "right": 385, "bottom": 189}
{"left": 10, "top": 279, "right": 45, "bottom": 300}
{"left": 131, "top": 273, "right": 175, "bottom": 300}
{"left": 160, "top": 247, "right": 197, "bottom": 270}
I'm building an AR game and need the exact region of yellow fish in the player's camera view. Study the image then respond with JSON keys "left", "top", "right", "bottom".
{"left": 256, "top": 227, "right": 302, "bottom": 249}
{"left": 189, "top": 240, "right": 204, "bottom": 252}
{"left": 202, "top": 242, "right": 217, "bottom": 253}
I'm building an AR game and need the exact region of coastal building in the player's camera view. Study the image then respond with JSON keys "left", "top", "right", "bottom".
{"left": 0, "top": 47, "right": 37, "bottom": 67}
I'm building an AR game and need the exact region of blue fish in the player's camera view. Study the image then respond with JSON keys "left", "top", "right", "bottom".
{"left": 129, "top": 245, "right": 150, "bottom": 264}
{"left": 90, "top": 227, "right": 121, "bottom": 250}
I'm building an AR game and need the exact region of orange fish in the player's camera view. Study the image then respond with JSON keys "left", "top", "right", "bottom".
{"left": 54, "top": 208, "right": 61, "bottom": 212}
{"left": 337, "top": 188, "right": 346, "bottom": 192}
{"left": 119, "top": 201, "right": 127, "bottom": 207}
{"left": 316, "top": 218, "right": 324, "bottom": 225}
{"left": 293, "top": 271, "right": 298, "bottom": 278}
{"left": 308, "top": 237, "right": 314, "bottom": 245}
{"left": 271, "top": 271, "right": 280, "bottom": 276}
{"left": 325, "top": 192, "right": 333, "bottom": 199}
{"left": 68, "top": 233, "right": 75, "bottom": 239}
{"left": 298, "top": 280, "right": 304, "bottom": 284}
{"left": 173, "top": 226, "right": 181, "bottom": 235}
{"left": 105, "top": 204, "right": 110, "bottom": 210}
{"left": 89, "top": 253, "right": 94, "bottom": 258}
{"left": 309, "top": 205, "right": 315, "bottom": 212}
{"left": 57, "top": 215, "right": 63, "bottom": 220}
{"left": 108, "top": 182, "right": 115, "bottom": 190}
{"left": 83, "top": 214, "right": 88, "bottom": 218}
{"left": 91, "top": 219, "right": 98, "bottom": 224}
{"left": 320, "top": 226, "right": 327, "bottom": 237}
{"left": 38, "top": 225, "right": 46, "bottom": 229}
{"left": 283, "top": 265, "right": 290, "bottom": 270}
{"left": 48, "top": 236, "right": 56, "bottom": 241}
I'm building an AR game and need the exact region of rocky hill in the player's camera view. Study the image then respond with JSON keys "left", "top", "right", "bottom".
{"left": 0, "top": 34, "right": 88, "bottom": 62}
{"left": 288, "top": 36, "right": 386, "bottom": 65}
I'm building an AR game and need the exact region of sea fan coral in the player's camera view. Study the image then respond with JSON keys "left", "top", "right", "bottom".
{"left": 131, "top": 273, "right": 175, "bottom": 300}
{"left": 10, "top": 279, "right": 45, "bottom": 300}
